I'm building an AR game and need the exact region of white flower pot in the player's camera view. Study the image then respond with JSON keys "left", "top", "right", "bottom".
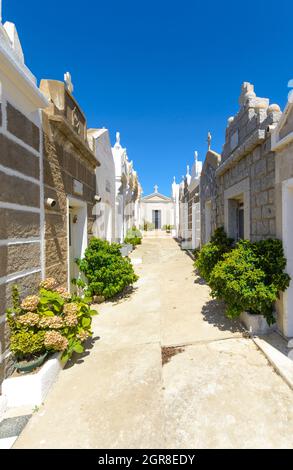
{"left": 181, "top": 241, "right": 192, "bottom": 250}
{"left": 240, "top": 311, "right": 276, "bottom": 335}
{"left": 0, "top": 395, "right": 8, "bottom": 422}
{"left": 120, "top": 244, "right": 133, "bottom": 257}
{"left": 2, "top": 353, "right": 66, "bottom": 408}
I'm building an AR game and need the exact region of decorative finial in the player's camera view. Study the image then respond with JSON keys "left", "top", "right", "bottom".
{"left": 194, "top": 151, "right": 198, "bottom": 162}
{"left": 207, "top": 131, "right": 212, "bottom": 150}
{"left": 116, "top": 131, "right": 120, "bottom": 145}
{"left": 64, "top": 72, "right": 74, "bottom": 94}
{"left": 173, "top": 176, "right": 176, "bottom": 183}
{"left": 239, "top": 82, "right": 256, "bottom": 107}
{"left": 154, "top": 184, "right": 158, "bottom": 193}
{"left": 186, "top": 165, "right": 190, "bottom": 176}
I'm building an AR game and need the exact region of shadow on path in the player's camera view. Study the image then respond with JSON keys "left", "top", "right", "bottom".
{"left": 193, "top": 269, "right": 206, "bottom": 285}
{"left": 65, "top": 335, "right": 101, "bottom": 369}
{"left": 201, "top": 299, "right": 243, "bottom": 333}
{"left": 108, "top": 285, "right": 138, "bottom": 305}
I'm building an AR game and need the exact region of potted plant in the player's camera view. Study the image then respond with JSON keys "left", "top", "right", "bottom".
{"left": 6, "top": 279, "right": 97, "bottom": 373}
{"left": 124, "top": 226, "right": 142, "bottom": 248}
{"left": 208, "top": 238, "right": 290, "bottom": 333}
{"left": 143, "top": 221, "right": 155, "bottom": 231}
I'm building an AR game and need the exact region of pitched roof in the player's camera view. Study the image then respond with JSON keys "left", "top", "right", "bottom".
{"left": 141, "top": 191, "right": 172, "bottom": 202}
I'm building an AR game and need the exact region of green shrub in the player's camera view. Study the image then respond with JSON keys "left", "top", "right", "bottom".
{"left": 10, "top": 330, "right": 46, "bottom": 360}
{"left": 76, "top": 238, "right": 139, "bottom": 299}
{"left": 193, "top": 247, "right": 200, "bottom": 260}
{"left": 195, "top": 227, "right": 234, "bottom": 282}
{"left": 6, "top": 280, "right": 97, "bottom": 363}
{"left": 209, "top": 239, "right": 290, "bottom": 325}
{"left": 124, "top": 236, "right": 142, "bottom": 246}
{"left": 142, "top": 221, "right": 155, "bottom": 231}
{"left": 255, "top": 239, "right": 290, "bottom": 291}
{"left": 124, "top": 226, "right": 142, "bottom": 246}
{"left": 162, "top": 224, "right": 173, "bottom": 232}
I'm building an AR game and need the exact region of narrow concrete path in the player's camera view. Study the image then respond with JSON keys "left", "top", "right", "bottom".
{"left": 14, "top": 238, "right": 293, "bottom": 448}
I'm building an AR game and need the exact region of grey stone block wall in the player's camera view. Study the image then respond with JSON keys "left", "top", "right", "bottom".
{"left": 215, "top": 83, "right": 282, "bottom": 242}
{"left": 200, "top": 150, "right": 221, "bottom": 244}
{"left": 0, "top": 102, "right": 42, "bottom": 391}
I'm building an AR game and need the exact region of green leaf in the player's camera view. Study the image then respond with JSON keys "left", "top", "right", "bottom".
{"left": 73, "top": 343, "right": 84, "bottom": 353}
{"left": 61, "top": 352, "right": 70, "bottom": 363}
{"left": 89, "top": 309, "right": 98, "bottom": 316}
{"left": 42, "top": 310, "right": 55, "bottom": 317}
{"left": 82, "top": 317, "right": 91, "bottom": 328}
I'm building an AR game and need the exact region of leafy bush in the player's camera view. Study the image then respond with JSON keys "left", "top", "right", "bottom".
{"left": 195, "top": 227, "right": 234, "bottom": 282}
{"left": 124, "top": 226, "right": 142, "bottom": 246}
{"left": 142, "top": 221, "right": 155, "bottom": 231}
{"left": 10, "top": 330, "right": 46, "bottom": 360}
{"left": 209, "top": 239, "right": 290, "bottom": 325}
{"left": 193, "top": 247, "right": 200, "bottom": 260}
{"left": 7, "top": 280, "right": 97, "bottom": 363}
{"left": 163, "top": 224, "right": 173, "bottom": 232}
{"left": 75, "top": 238, "right": 139, "bottom": 299}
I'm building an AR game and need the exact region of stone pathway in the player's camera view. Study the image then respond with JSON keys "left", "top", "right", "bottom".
{"left": 14, "top": 238, "right": 293, "bottom": 448}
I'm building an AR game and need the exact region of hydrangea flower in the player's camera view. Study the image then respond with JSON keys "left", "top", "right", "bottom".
{"left": 44, "top": 331, "right": 68, "bottom": 351}
{"left": 21, "top": 295, "right": 40, "bottom": 312}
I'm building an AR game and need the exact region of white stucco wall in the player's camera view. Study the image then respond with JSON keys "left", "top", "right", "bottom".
{"left": 140, "top": 193, "right": 174, "bottom": 229}
{"left": 88, "top": 129, "right": 116, "bottom": 242}
{"left": 272, "top": 105, "right": 293, "bottom": 338}
{"left": 171, "top": 179, "right": 180, "bottom": 237}
{"left": 112, "top": 132, "right": 141, "bottom": 242}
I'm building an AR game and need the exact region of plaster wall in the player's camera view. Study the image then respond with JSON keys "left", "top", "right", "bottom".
{"left": 89, "top": 129, "right": 115, "bottom": 242}
{"left": 140, "top": 201, "right": 174, "bottom": 228}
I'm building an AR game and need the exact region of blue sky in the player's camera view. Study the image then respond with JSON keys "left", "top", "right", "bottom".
{"left": 5, "top": 0, "right": 293, "bottom": 196}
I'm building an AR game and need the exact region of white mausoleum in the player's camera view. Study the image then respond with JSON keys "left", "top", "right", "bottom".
{"left": 88, "top": 128, "right": 116, "bottom": 242}
{"left": 139, "top": 185, "right": 174, "bottom": 229}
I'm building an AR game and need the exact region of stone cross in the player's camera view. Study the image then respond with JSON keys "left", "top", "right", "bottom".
{"left": 64, "top": 72, "right": 74, "bottom": 94}
{"left": 154, "top": 184, "right": 158, "bottom": 193}
{"left": 207, "top": 131, "right": 212, "bottom": 150}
